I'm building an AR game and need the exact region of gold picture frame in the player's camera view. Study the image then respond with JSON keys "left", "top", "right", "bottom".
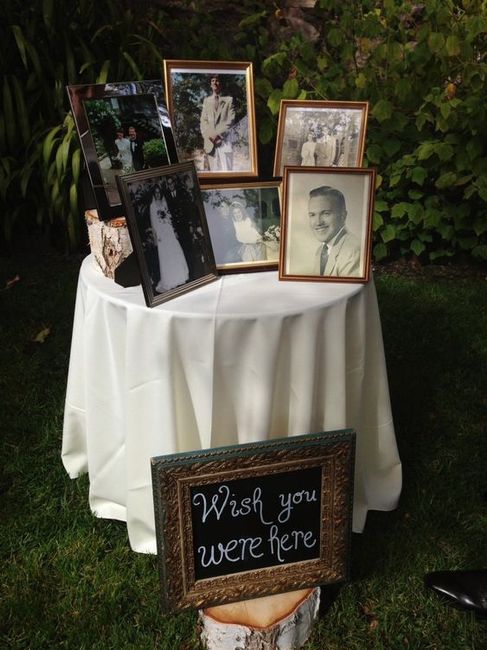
{"left": 151, "top": 430, "right": 355, "bottom": 612}
{"left": 164, "top": 60, "right": 258, "bottom": 179}
{"left": 273, "top": 100, "right": 369, "bottom": 177}
{"left": 279, "top": 167, "right": 376, "bottom": 283}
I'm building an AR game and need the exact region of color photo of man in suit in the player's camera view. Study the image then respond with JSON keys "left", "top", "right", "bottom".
{"left": 308, "top": 186, "right": 361, "bottom": 277}
{"left": 128, "top": 126, "right": 145, "bottom": 171}
{"left": 200, "top": 75, "right": 235, "bottom": 172}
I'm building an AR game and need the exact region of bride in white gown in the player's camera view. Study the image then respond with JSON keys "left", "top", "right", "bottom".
{"left": 149, "top": 185, "right": 189, "bottom": 292}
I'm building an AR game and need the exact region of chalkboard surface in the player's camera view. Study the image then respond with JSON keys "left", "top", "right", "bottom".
{"left": 191, "top": 466, "right": 322, "bottom": 580}
{"left": 151, "top": 429, "right": 355, "bottom": 611}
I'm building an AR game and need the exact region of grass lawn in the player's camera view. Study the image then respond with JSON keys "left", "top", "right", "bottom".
{"left": 1, "top": 253, "right": 486, "bottom": 649}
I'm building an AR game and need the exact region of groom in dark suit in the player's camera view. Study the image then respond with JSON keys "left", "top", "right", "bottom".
{"left": 128, "top": 126, "right": 145, "bottom": 171}
{"left": 165, "top": 175, "right": 200, "bottom": 279}
{"left": 200, "top": 75, "right": 235, "bottom": 172}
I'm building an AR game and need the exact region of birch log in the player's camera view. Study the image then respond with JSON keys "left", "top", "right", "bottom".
{"left": 85, "top": 209, "right": 132, "bottom": 279}
{"left": 199, "top": 588, "right": 320, "bottom": 650}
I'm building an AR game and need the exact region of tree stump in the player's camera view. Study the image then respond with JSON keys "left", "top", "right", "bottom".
{"left": 85, "top": 209, "right": 133, "bottom": 279}
{"left": 199, "top": 588, "right": 320, "bottom": 650}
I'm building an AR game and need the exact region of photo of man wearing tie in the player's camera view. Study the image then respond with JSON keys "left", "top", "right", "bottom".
{"left": 307, "top": 186, "right": 361, "bottom": 277}
{"left": 199, "top": 75, "right": 235, "bottom": 172}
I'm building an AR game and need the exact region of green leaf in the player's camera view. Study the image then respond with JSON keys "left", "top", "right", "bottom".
{"left": 96, "top": 60, "right": 111, "bottom": 84}
{"left": 374, "top": 200, "right": 388, "bottom": 213}
{"left": 355, "top": 73, "right": 367, "bottom": 89}
{"left": 373, "top": 242, "right": 388, "bottom": 261}
{"left": 417, "top": 142, "right": 435, "bottom": 160}
{"left": 381, "top": 224, "right": 396, "bottom": 243}
{"left": 408, "top": 190, "right": 423, "bottom": 200}
{"left": 11, "top": 25, "right": 28, "bottom": 69}
{"left": 327, "top": 28, "right": 343, "bottom": 47}
{"left": 259, "top": 118, "right": 274, "bottom": 145}
{"left": 366, "top": 144, "right": 382, "bottom": 164}
{"left": 472, "top": 245, "right": 487, "bottom": 260}
{"left": 435, "top": 171, "right": 457, "bottom": 189}
{"left": 410, "top": 239, "right": 425, "bottom": 256}
{"left": 43, "top": 126, "right": 62, "bottom": 167}
{"left": 391, "top": 203, "right": 408, "bottom": 219}
{"left": 43, "top": 0, "right": 54, "bottom": 31}
{"left": 467, "top": 15, "right": 487, "bottom": 40}
{"left": 238, "top": 11, "right": 266, "bottom": 28}
{"left": 2, "top": 77, "right": 16, "bottom": 152}
{"left": 72, "top": 148, "right": 81, "bottom": 185}
{"left": 262, "top": 52, "right": 287, "bottom": 75}
{"left": 121, "top": 52, "right": 142, "bottom": 80}
{"left": 371, "top": 99, "right": 393, "bottom": 123}
{"left": 55, "top": 145, "right": 64, "bottom": 182}
{"left": 473, "top": 218, "right": 487, "bottom": 236}
{"left": 11, "top": 76, "right": 30, "bottom": 145}
{"left": 373, "top": 212, "right": 384, "bottom": 230}
{"left": 282, "top": 78, "right": 299, "bottom": 99}
{"left": 267, "top": 89, "right": 283, "bottom": 115}
{"left": 434, "top": 143, "right": 454, "bottom": 161}
{"left": 428, "top": 32, "right": 445, "bottom": 54}
{"left": 383, "top": 139, "right": 401, "bottom": 157}
{"left": 445, "top": 34, "right": 461, "bottom": 57}
{"left": 254, "top": 77, "right": 273, "bottom": 99}
{"left": 411, "top": 166, "right": 427, "bottom": 186}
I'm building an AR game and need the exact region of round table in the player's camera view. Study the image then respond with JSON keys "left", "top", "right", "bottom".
{"left": 62, "top": 255, "right": 402, "bottom": 553}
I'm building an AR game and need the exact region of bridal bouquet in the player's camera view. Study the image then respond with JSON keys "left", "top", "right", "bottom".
{"left": 262, "top": 224, "right": 281, "bottom": 242}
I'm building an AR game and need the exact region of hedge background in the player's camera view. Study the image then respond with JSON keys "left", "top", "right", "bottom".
{"left": 2, "top": 0, "right": 487, "bottom": 263}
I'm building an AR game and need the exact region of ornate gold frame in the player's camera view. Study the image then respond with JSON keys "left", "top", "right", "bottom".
{"left": 151, "top": 430, "right": 355, "bottom": 612}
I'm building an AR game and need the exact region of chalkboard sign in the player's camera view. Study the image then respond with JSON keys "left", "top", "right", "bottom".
{"left": 151, "top": 429, "right": 355, "bottom": 612}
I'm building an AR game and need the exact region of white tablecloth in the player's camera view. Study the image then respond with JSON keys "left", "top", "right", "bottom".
{"left": 62, "top": 255, "right": 402, "bottom": 553}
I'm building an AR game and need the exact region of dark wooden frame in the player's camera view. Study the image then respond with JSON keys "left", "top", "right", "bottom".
{"left": 163, "top": 60, "right": 258, "bottom": 179}
{"left": 279, "top": 167, "right": 376, "bottom": 284}
{"left": 151, "top": 429, "right": 355, "bottom": 612}
{"left": 116, "top": 161, "right": 218, "bottom": 307}
{"left": 273, "top": 100, "right": 369, "bottom": 178}
{"left": 67, "top": 80, "right": 178, "bottom": 221}
{"left": 200, "top": 181, "right": 281, "bottom": 273}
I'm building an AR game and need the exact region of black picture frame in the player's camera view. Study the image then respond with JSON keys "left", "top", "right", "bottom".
{"left": 151, "top": 429, "right": 355, "bottom": 612}
{"left": 116, "top": 161, "right": 218, "bottom": 307}
{"left": 67, "top": 80, "right": 178, "bottom": 221}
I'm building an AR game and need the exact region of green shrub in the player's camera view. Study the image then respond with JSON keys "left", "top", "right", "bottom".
{"left": 2, "top": 0, "right": 487, "bottom": 262}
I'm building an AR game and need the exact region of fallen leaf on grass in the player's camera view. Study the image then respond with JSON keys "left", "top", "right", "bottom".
{"left": 32, "top": 326, "right": 51, "bottom": 344}
{"left": 4, "top": 274, "right": 20, "bottom": 290}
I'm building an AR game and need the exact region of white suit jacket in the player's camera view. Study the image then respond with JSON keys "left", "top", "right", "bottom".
{"left": 200, "top": 94, "right": 235, "bottom": 154}
{"left": 315, "top": 229, "right": 361, "bottom": 277}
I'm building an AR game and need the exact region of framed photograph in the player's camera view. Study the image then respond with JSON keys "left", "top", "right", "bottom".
{"left": 200, "top": 181, "right": 281, "bottom": 273}
{"left": 164, "top": 60, "right": 258, "bottom": 178}
{"left": 115, "top": 161, "right": 218, "bottom": 307}
{"left": 279, "top": 167, "right": 376, "bottom": 283}
{"left": 67, "top": 80, "right": 178, "bottom": 221}
{"left": 273, "top": 100, "right": 369, "bottom": 177}
{"left": 151, "top": 429, "right": 355, "bottom": 611}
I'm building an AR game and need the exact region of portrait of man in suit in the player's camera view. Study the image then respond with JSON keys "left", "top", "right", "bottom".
{"left": 199, "top": 75, "right": 236, "bottom": 172}
{"left": 128, "top": 125, "right": 145, "bottom": 171}
{"left": 307, "top": 185, "right": 361, "bottom": 277}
